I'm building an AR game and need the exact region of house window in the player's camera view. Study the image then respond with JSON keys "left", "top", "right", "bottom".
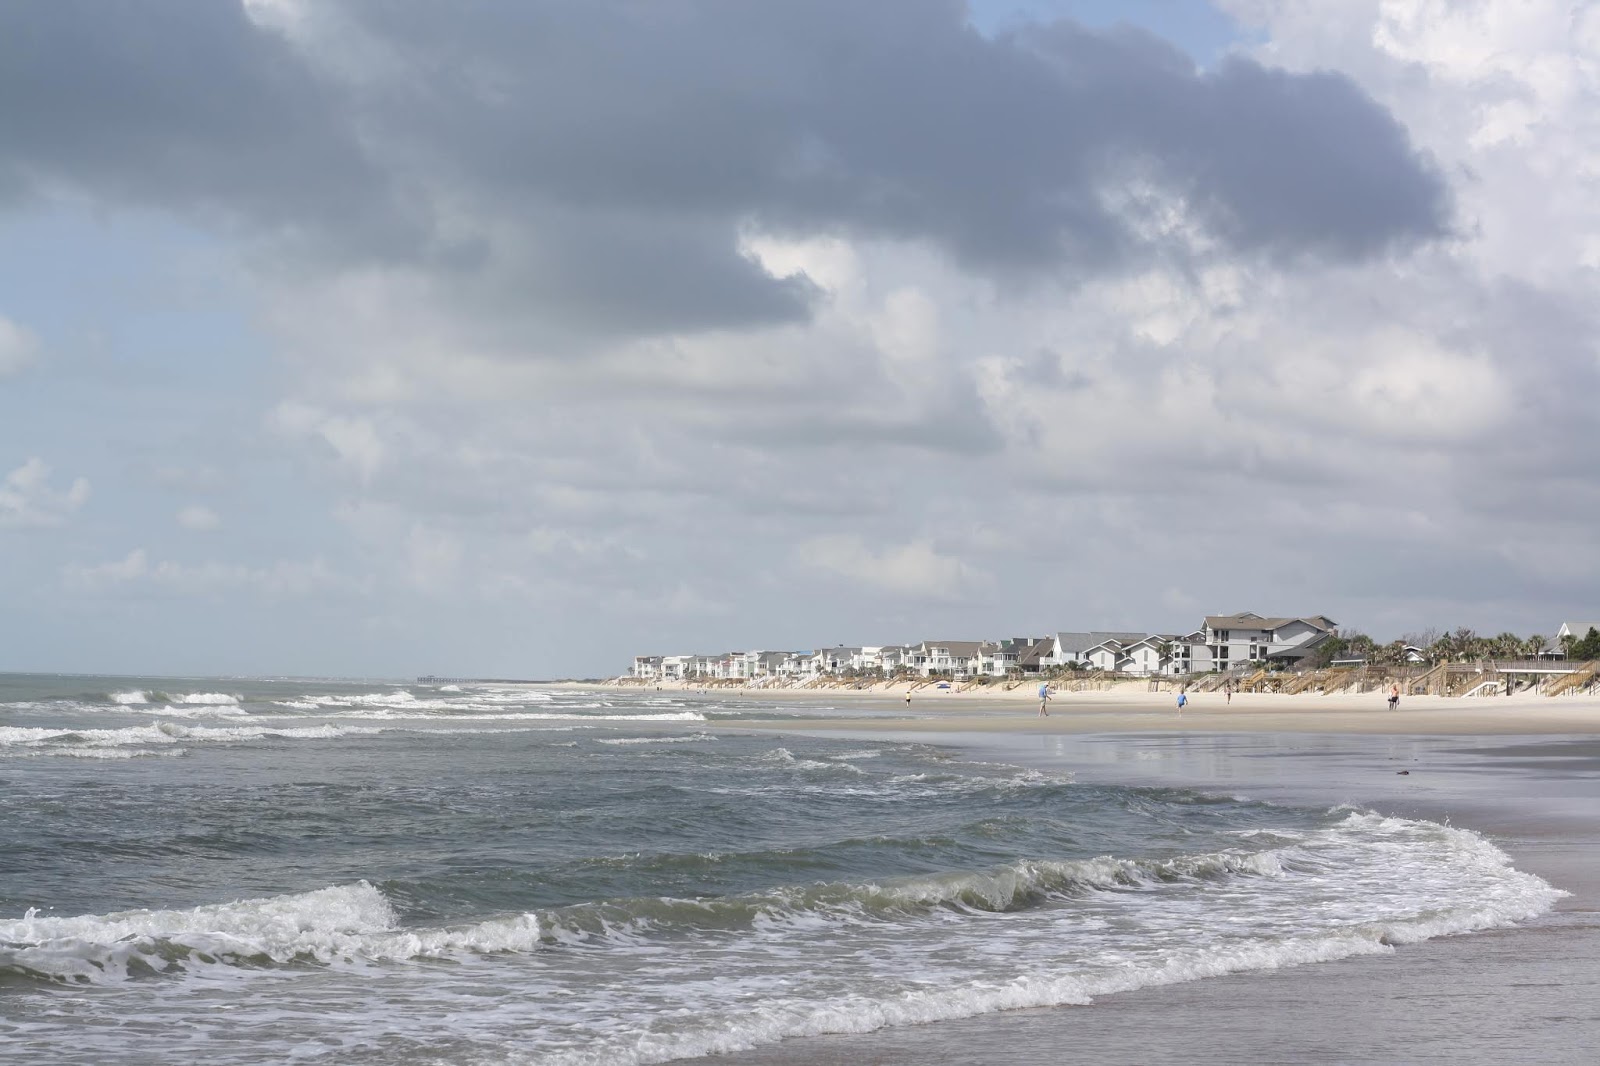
{"left": 1218, "top": 646, "right": 1230, "bottom": 659}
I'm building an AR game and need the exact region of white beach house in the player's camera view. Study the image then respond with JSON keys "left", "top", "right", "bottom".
{"left": 917, "top": 640, "right": 984, "bottom": 677}
{"left": 1050, "top": 632, "right": 1150, "bottom": 669}
{"left": 1173, "top": 613, "right": 1338, "bottom": 674}
{"left": 1555, "top": 622, "right": 1600, "bottom": 655}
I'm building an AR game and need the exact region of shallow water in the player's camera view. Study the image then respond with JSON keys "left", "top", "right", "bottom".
{"left": 0, "top": 676, "right": 1565, "bottom": 1064}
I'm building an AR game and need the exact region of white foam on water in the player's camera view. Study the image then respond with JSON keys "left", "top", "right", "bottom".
{"left": 518, "top": 815, "right": 1566, "bottom": 1066}
{"left": 110, "top": 690, "right": 148, "bottom": 705}
{"left": 287, "top": 707, "right": 708, "bottom": 723}
{"left": 0, "top": 807, "right": 1566, "bottom": 1066}
{"left": 3, "top": 747, "right": 188, "bottom": 760}
{"left": 596, "top": 733, "right": 716, "bottom": 745}
{"left": 0, "top": 882, "right": 563, "bottom": 985}
{"left": 0, "top": 721, "right": 381, "bottom": 756}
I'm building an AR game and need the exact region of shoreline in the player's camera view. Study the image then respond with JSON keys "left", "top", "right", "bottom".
{"left": 676, "top": 716, "right": 1600, "bottom": 1064}
{"left": 582, "top": 676, "right": 1600, "bottom": 735}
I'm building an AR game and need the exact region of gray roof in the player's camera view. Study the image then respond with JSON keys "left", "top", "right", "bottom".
{"left": 1126, "top": 634, "right": 1180, "bottom": 648}
{"left": 1054, "top": 631, "right": 1147, "bottom": 654}
{"left": 1559, "top": 622, "right": 1600, "bottom": 639}
{"left": 1204, "top": 614, "right": 1336, "bottom": 633}
{"left": 1266, "top": 632, "right": 1334, "bottom": 659}
{"left": 922, "top": 640, "right": 984, "bottom": 657}
{"left": 1016, "top": 641, "right": 1053, "bottom": 668}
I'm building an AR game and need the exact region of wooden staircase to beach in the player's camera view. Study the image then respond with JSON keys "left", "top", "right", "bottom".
{"left": 1282, "top": 669, "right": 1329, "bottom": 695}
{"left": 1446, "top": 665, "right": 1497, "bottom": 697}
{"left": 1404, "top": 663, "right": 1448, "bottom": 696}
{"left": 1318, "top": 669, "right": 1356, "bottom": 694}
{"left": 1545, "top": 661, "right": 1597, "bottom": 696}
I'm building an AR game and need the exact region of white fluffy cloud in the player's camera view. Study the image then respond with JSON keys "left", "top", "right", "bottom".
{"left": 0, "top": 458, "right": 89, "bottom": 528}
{"left": 795, "top": 535, "right": 984, "bottom": 600}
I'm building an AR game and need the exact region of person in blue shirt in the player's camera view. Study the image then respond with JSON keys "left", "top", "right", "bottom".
{"left": 1037, "top": 682, "right": 1051, "bottom": 717}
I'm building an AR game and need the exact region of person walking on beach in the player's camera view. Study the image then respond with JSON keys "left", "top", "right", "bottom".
{"left": 1037, "top": 682, "right": 1051, "bottom": 717}
{"left": 905, "top": 689, "right": 912, "bottom": 707}
{"left": 1225, "top": 680, "right": 1233, "bottom": 705}
{"left": 1388, "top": 683, "right": 1400, "bottom": 711}
{"left": 1176, "top": 689, "right": 1188, "bottom": 715}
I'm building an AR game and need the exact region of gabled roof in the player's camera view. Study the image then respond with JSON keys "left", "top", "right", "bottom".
{"left": 1204, "top": 614, "right": 1337, "bottom": 633}
{"left": 1016, "top": 641, "right": 1053, "bottom": 668}
{"left": 1054, "top": 631, "right": 1148, "bottom": 654}
{"left": 1083, "top": 639, "right": 1128, "bottom": 654}
{"left": 1205, "top": 614, "right": 1290, "bottom": 630}
{"left": 1558, "top": 622, "right": 1600, "bottom": 639}
{"left": 922, "top": 640, "right": 984, "bottom": 657}
{"left": 1266, "top": 632, "right": 1335, "bottom": 660}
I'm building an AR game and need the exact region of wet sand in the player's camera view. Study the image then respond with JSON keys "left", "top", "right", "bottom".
{"left": 681, "top": 724, "right": 1600, "bottom": 1064}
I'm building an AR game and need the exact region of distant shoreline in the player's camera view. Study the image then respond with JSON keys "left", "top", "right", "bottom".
{"left": 574, "top": 676, "right": 1600, "bottom": 736}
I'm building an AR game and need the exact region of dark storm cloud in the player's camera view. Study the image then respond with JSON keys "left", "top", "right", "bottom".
{"left": 0, "top": 0, "right": 1449, "bottom": 332}
{"left": 0, "top": 1, "right": 394, "bottom": 246}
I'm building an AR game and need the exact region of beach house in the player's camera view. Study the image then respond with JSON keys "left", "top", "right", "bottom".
{"left": 1077, "top": 634, "right": 1179, "bottom": 675}
{"left": 879, "top": 645, "right": 914, "bottom": 675}
{"left": 1049, "top": 632, "right": 1149, "bottom": 669}
{"left": 1555, "top": 622, "right": 1600, "bottom": 656}
{"left": 1174, "top": 613, "right": 1339, "bottom": 673}
{"left": 917, "top": 640, "right": 984, "bottom": 677}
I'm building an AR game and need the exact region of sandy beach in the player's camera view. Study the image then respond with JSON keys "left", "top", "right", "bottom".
{"left": 605, "top": 676, "right": 1600, "bottom": 736}
{"left": 626, "top": 681, "right": 1600, "bottom": 1064}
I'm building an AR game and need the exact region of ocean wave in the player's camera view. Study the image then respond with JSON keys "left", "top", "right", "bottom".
{"left": 596, "top": 733, "right": 717, "bottom": 745}
{"left": 529, "top": 816, "right": 1560, "bottom": 951}
{"left": 97, "top": 691, "right": 246, "bottom": 718}
{"left": 286, "top": 689, "right": 558, "bottom": 712}
{"left": 279, "top": 708, "right": 707, "bottom": 723}
{"left": 0, "top": 722, "right": 379, "bottom": 757}
{"left": 1, "top": 852, "right": 1268, "bottom": 983}
{"left": 531, "top": 816, "right": 1566, "bottom": 1066}
{"left": 108, "top": 690, "right": 240, "bottom": 706}
{"left": 0, "top": 814, "right": 1562, "bottom": 1066}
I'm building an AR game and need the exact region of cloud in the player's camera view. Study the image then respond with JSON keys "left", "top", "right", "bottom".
{"left": 0, "top": 1, "right": 392, "bottom": 251}
{"left": 0, "top": 457, "right": 89, "bottom": 527}
{"left": 8, "top": 1, "right": 1599, "bottom": 675}
{"left": 795, "top": 534, "right": 983, "bottom": 599}
{"left": 0, "top": 315, "right": 36, "bottom": 377}
{"left": 176, "top": 504, "right": 222, "bottom": 531}
{"left": 270, "top": 402, "right": 385, "bottom": 481}
{"left": 63, "top": 548, "right": 351, "bottom": 599}
{"left": 0, "top": 1, "right": 1447, "bottom": 345}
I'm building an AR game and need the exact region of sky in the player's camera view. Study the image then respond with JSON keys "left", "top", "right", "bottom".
{"left": 2, "top": 0, "right": 1597, "bottom": 679}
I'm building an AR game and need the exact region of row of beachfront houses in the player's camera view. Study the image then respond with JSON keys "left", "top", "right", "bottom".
{"left": 630, "top": 612, "right": 1346, "bottom": 682}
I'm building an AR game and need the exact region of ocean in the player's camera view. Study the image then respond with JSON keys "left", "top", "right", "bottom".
{"left": 0, "top": 675, "right": 1565, "bottom": 1064}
